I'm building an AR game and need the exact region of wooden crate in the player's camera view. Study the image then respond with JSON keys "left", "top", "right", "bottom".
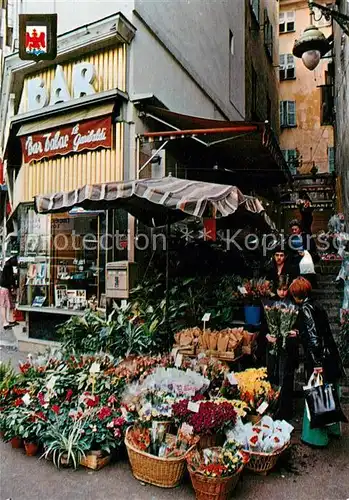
{"left": 81, "top": 452, "right": 111, "bottom": 470}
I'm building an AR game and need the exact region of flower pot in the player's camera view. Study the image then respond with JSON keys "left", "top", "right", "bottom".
{"left": 244, "top": 305, "right": 261, "bottom": 326}
{"left": 189, "top": 467, "right": 243, "bottom": 500}
{"left": 11, "top": 437, "right": 23, "bottom": 449}
{"left": 24, "top": 441, "right": 39, "bottom": 456}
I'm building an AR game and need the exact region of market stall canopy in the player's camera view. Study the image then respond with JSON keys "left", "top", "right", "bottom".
{"left": 34, "top": 176, "right": 276, "bottom": 230}
{"left": 137, "top": 105, "right": 292, "bottom": 187}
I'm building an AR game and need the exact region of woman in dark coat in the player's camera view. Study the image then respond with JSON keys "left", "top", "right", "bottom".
{"left": 289, "top": 277, "right": 344, "bottom": 446}
{"left": 0, "top": 256, "right": 17, "bottom": 329}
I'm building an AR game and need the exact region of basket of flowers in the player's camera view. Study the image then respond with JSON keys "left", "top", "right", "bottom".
{"left": 187, "top": 441, "right": 249, "bottom": 500}
{"left": 125, "top": 423, "right": 198, "bottom": 488}
{"left": 226, "top": 415, "right": 293, "bottom": 476}
{"left": 172, "top": 398, "right": 237, "bottom": 450}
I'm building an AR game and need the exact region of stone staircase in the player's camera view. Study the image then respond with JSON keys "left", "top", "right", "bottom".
{"left": 312, "top": 272, "right": 342, "bottom": 339}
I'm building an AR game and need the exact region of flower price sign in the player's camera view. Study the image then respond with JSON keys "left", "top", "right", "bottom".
{"left": 21, "top": 116, "right": 112, "bottom": 164}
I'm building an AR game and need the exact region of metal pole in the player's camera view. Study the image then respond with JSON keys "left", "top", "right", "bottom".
{"left": 165, "top": 215, "right": 171, "bottom": 350}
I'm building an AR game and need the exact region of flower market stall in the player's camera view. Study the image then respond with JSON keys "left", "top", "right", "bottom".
{"left": 0, "top": 344, "right": 294, "bottom": 499}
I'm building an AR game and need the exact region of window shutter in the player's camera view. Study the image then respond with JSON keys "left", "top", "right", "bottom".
{"left": 286, "top": 54, "right": 295, "bottom": 78}
{"left": 280, "top": 101, "right": 285, "bottom": 127}
{"left": 328, "top": 147, "right": 335, "bottom": 173}
{"left": 287, "top": 101, "right": 296, "bottom": 126}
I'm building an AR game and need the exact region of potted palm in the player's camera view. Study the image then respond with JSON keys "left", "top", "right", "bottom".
{"left": 41, "top": 417, "right": 91, "bottom": 468}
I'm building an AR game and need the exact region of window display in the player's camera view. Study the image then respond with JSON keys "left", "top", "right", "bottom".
{"left": 17, "top": 203, "right": 105, "bottom": 312}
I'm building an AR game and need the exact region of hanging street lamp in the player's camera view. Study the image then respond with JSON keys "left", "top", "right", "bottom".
{"left": 293, "top": 1, "right": 349, "bottom": 70}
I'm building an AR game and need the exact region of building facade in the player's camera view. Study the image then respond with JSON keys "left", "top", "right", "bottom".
{"left": 279, "top": 0, "right": 335, "bottom": 176}
{"left": 333, "top": 0, "right": 349, "bottom": 222}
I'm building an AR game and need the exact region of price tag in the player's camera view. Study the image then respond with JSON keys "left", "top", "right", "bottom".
{"left": 171, "top": 347, "right": 179, "bottom": 359}
{"left": 256, "top": 401, "right": 269, "bottom": 414}
{"left": 188, "top": 401, "right": 201, "bottom": 413}
{"left": 22, "top": 393, "right": 31, "bottom": 406}
{"left": 227, "top": 372, "right": 238, "bottom": 385}
{"left": 175, "top": 353, "right": 183, "bottom": 368}
{"left": 238, "top": 286, "right": 247, "bottom": 295}
{"left": 90, "top": 362, "right": 100, "bottom": 374}
{"left": 202, "top": 313, "right": 211, "bottom": 322}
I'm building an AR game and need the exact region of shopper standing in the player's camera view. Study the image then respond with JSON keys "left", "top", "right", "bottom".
{"left": 0, "top": 256, "right": 18, "bottom": 329}
{"left": 289, "top": 277, "right": 344, "bottom": 447}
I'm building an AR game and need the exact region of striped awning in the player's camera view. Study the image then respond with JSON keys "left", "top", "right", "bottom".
{"left": 34, "top": 176, "right": 274, "bottom": 228}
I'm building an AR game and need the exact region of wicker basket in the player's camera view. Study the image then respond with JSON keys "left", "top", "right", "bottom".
{"left": 188, "top": 465, "right": 244, "bottom": 500}
{"left": 125, "top": 427, "right": 196, "bottom": 488}
{"left": 244, "top": 443, "right": 289, "bottom": 475}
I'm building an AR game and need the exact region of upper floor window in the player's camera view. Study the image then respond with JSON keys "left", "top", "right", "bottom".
{"left": 282, "top": 149, "right": 298, "bottom": 175}
{"left": 328, "top": 147, "right": 335, "bottom": 173}
{"left": 280, "top": 54, "right": 296, "bottom": 80}
{"left": 250, "top": 0, "right": 260, "bottom": 24}
{"left": 280, "top": 100, "right": 296, "bottom": 127}
{"left": 264, "top": 10, "right": 273, "bottom": 60}
{"left": 279, "top": 11, "right": 295, "bottom": 33}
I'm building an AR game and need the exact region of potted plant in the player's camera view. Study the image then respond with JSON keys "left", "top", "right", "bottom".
{"left": 239, "top": 278, "right": 272, "bottom": 326}
{"left": 187, "top": 441, "right": 249, "bottom": 500}
{"left": 3, "top": 405, "right": 27, "bottom": 448}
{"left": 41, "top": 417, "right": 90, "bottom": 468}
{"left": 172, "top": 399, "right": 237, "bottom": 449}
{"left": 21, "top": 410, "right": 48, "bottom": 456}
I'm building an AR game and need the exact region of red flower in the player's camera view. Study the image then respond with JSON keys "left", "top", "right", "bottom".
{"left": 65, "top": 389, "right": 73, "bottom": 402}
{"left": 14, "top": 398, "right": 23, "bottom": 407}
{"left": 38, "top": 392, "right": 46, "bottom": 406}
{"left": 36, "top": 411, "right": 47, "bottom": 421}
{"left": 84, "top": 394, "right": 100, "bottom": 407}
{"left": 98, "top": 407, "right": 112, "bottom": 420}
{"left": 51, "top": 405, "right": 60, "bottom": 414}
{"left": 113, "top": 416, "right": 125, "bottom": 427}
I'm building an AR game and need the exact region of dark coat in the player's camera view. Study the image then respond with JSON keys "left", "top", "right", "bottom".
{"left": 264, "top": 258, "right": 298, "bottom": 286}
{"left": 296, "top": 298, "right": 343, "bottom": 382}
{"left": 0, "top": 262, "right": 15, "bottom": 290}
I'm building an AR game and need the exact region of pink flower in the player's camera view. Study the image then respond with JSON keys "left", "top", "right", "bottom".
{"left": 107, "top": 395, "right": 117, "bottom": 405}
{"left": 114, "top": 428, "right": 121, "bottom": 438}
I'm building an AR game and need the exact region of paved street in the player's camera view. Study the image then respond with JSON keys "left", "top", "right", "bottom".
{"left": 1, "top": 347, "right": 349, "bottom": 500}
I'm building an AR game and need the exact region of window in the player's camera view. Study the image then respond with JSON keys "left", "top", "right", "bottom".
{"left": 280, "top": 54, "right": 295, "bottom": 80}
{"left": 250, "top": 0, "right": 260, "bottom": 24}
{"left": 321, "top": 85, "right": 334, "bottom": 124}
{"left": 279, "top": 11, "right": 295, "bottom": 33}
{"left": 328, "top": 147, "right": 335, "bottom": 173}
{"left": 280, "top": 100, "right": 296, "bottom": 127}
{"left": 264, "top": 10, "right": 273, "bottom": 60}
{"left": 282, "top": 149, "right": 298, "bottom": 175}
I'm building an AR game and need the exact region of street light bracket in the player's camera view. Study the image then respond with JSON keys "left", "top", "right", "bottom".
{"left": 309, "top": 1, "right": 349, "bottom": 36}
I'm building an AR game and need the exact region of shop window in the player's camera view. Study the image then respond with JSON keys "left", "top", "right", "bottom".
{"left": 280, "top": 54, "right": 296, "bottom": 80}
{"left": 17, "top": 204, "right": 106, "bottom": 312}
{"left": 328, "top": 147, "right": 335, "bottom": 173}
{"left": 264, "top": 10, "right": 273, "bottom": 61}
{"left": 280, "top": 100, "right": 296, "bottom": 128}
{"left": 250, "top": 0, "right": 260, "bottom": 24}
{"left": 279, "top": 11, "right": 295, "bottom": 33}
{"left": 282, "top": 149, "right": 298, "bottom": 175}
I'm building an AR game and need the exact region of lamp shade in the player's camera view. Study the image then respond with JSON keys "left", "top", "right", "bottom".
{"left": 293, "top": 25, "right": 330, "bottom": 61}
{"left": 301, "top": 50, "right": 322, "bottom": 70}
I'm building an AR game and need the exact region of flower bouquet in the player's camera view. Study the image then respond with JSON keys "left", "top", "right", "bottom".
{"left": 233, "top": 368, "right": 280, "bottom": 418}
{"left": 172, "top": 399, "right": 237, "bottom": 448}
{"left": 186, "top": 440, "right": 249, "bottom": 500}
{"left": 238, "top": 278, "right": 272, "bottom": 305}
{"left": 263, "top": 304, "right": 298, "bottom": 355}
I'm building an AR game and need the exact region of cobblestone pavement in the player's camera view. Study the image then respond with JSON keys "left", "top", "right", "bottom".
{"left": 1, "top": 347, "right": 349, "bottom": 500}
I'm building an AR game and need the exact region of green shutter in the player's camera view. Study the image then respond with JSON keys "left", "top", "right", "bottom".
{"left": 328, "top": 147, "right": 335, "bottom": 173}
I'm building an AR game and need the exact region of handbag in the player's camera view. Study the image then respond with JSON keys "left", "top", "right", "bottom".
{"left": 303, "top": 373, "right": 348, "bottom": 429}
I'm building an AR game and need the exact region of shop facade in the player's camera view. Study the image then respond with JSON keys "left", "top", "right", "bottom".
{"left": 2, "top": 14, "right": 135, "bottom": 338}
